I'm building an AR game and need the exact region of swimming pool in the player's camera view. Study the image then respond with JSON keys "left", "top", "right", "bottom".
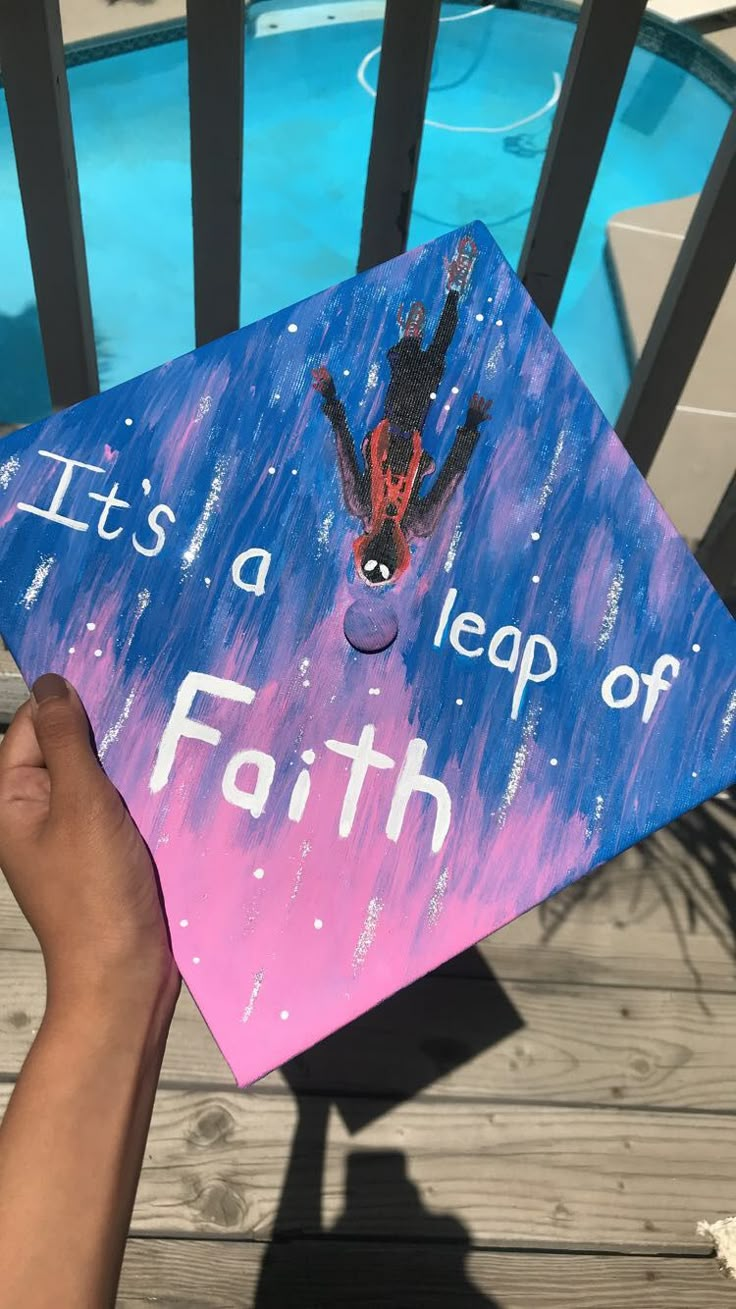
{"left": 0, "top": 1, "right": 731, "bottom": 426}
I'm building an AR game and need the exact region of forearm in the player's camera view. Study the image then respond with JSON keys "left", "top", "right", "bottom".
{"left": 0, "top": 977, "right": 175, "bottom": 1309}
{"left": 411, "top": 426, "right": 480, "bottom": 537}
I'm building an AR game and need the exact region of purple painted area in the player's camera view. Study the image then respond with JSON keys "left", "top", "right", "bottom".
{"left": 0, "top": 222, "right": 734, "bottom": 1086}
{"left": 343, "top": 598, "right": 399, "bottom": 653}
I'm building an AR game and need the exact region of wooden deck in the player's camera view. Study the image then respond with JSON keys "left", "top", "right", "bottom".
{"left": 1, "top": 743, "right": 736, "bottom": 1304}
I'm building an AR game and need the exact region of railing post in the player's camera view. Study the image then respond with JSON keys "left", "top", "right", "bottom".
{"left": 357, "top": 0, "right": 441, "bottom": 273}
{"left": 616, "top": 109, "right": 736, "bottom": 476}
{"left": 518, "top": 0, "right": 647, "bottom": 326}
{"left": 187, "top": 0, "right": 245, "bottom": 346}
{"left": 697, "top": 471, "right": 736, "bottom": 603}
{"left": 0, "top": 0, "right": 98, "bottom": 409}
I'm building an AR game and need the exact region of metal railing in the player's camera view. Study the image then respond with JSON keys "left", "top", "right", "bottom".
{"left": 0, "top": 0, "right": 734, "bottom": 593}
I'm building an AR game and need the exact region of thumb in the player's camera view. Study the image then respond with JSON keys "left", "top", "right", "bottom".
{"left": 30, "top": 674, "right": 101, "bottom": 800}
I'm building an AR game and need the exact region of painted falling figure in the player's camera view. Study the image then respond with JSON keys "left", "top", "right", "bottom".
{"left": 312, "top": 234, "right": 492, "bottom": 587}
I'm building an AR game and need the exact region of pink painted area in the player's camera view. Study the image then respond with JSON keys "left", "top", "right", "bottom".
{"left": 2, "top": 220, "right": 735, "bottom": 1092}
{"left": 570, "top": 521, "right": 617, "bottom": 643}
{"left": 124, "top": 677, "right": 595, "bottom": 1088}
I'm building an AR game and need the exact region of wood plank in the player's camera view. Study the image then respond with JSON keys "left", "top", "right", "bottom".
{"left": 2, "top": 803, "right": 735, "bottom": 989}
{"left": 1, "top": 1086, "right": 731, "bottom": 1252}
{"left": 3, "top": 950, "right": 736, "bottom": 1111}
{"left": 518, "top": 0, "right": 648, "bottom": 325}
{"left": 617, "top": 108, "right": 736, "bottom": 476}
{"left": 0, "top": 643, "right": 26, "bottom": 722}
{"left": 0, "top": 0, "right": 98, "bottom": 407}
{"left": 475, "top": 817, "right": 736, "bottom": 991}
{"left": 118, "top": 1240, "right": 733, "bottom": 1308}
{"left": 357, "top": 0, "right": 441, "bottom": 272}
{"left": 186, "top": 0, "right": 245, "bottom": 344}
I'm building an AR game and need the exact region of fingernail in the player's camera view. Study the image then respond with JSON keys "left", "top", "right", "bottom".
{"left": 31, "top": 673, "right": 69, "bottom": 704}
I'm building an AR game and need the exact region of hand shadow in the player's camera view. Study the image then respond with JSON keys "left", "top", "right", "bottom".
{"left": 256, "top": 1144, "right": 499, "bottom": 1308}
{"left": 255, "top": 947, "right": 517, "bottom": 1307}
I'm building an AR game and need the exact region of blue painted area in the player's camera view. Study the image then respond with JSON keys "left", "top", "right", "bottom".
{"left": 0, "top": 222, "right": 734, "bottom": 1083}
{"left": 0, "top": 4, "right": 730, "bottom": 426}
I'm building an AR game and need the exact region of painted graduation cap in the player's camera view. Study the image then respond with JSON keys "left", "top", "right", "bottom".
{"left": 0, "top": 221, "right": 733, "bottom": 1086}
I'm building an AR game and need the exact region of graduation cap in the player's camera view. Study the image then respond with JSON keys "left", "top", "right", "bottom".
{"left": 0, "top": 221, "right": 733, "bottom": 1087}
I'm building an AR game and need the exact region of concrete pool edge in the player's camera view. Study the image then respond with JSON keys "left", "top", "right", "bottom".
{"left": 515, "top": 1, "right": 735, "bottom": 105}
{"left": 3, "top": 2, "right": 732, "bottom": 109}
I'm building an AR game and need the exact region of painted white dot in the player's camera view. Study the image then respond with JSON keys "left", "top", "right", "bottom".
{"left": 314, "top": 918, "right": 324, "bottom": 930}
{"left": 550, "top": 757, "right": 559, "bottom": 767}
{"left": 280, "top": 1009, "right": 290, "bottom": 1020}
{"left": 487, "top": 296, "right": 493, "bottom": 303}
{"left": 496, "top": 319, "right": 503, "bottom": 327}
{"left": 532, "top": 575, "right": 540, "bottom": 585}
{"left": 86, "top": 621, "right": 96, "bottom": 631}
{"left": 343, "top": 368, "right": 350, "bottom": 376}
{"left": 475, "top": 313, "right": 484, "bottom": 322}
{"left": 268, "top": 466, "right": 276, "bottom": 475}
{"left": 180, "top": 918, "right": 189, "bottom": 928}
{"left": 444, "top": 403, "right": 451, "bottom": 411}
{"left": 68, "top": 646, "right": 75, "bottom": 654}
{"left": 141, "top": 478, "right": 152, "bottom": 496}
{"left": 692, "top": 771, "right": 698, "bottom": 778}
{"left": 430, "top": 391, "right": 437, "bottom": 400}
{"left": 291, "top": 468, "right": 298, "bottom": 476}
{"left": 368, "top": 687, "right": 381, "bottom": 696}
{"left": 204, "top": 576, "right": 211, "bottom": 587}
{"left": 531, "top": 531, "right": 541, "bottom": 541}
{"left": 302, "top": 749, "right": 316, "bottom": 764}
{"left": 124, "top": 417, "right": 133, "bottom": 427}
{"left": 287, "top": 323, "right": 298, "bottom": 334}
{"left": 456, "top": 698, "right": 463, "bottom": 706}
{"left": 94, "top": 649, "right": 103, "bottom": 657}
{"left": 274, "top": 393, "right": 281, "bottom": 401}
{"left": 192, "top": 956, "right": 201, "bottom": 965}
{"left": 451, "top": 386, "right": 459, "bottom": 394}
{"left": 692, "top": 643, "right": 701, "bottom": 653}
{"left": 303, "top": 678, "right": 311, "bottom": 687}
{"left": 253, "top": 867, "right": 265, "bottom": 880}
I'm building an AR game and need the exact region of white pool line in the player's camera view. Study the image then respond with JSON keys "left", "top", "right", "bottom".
{"left": 677, "top": 405, "right": 736, "bottom": 420}
{"left": 424, "top": 72, "right": 562, "bottom": 135}
{"left": 610, "top": 220, "right": 685, "bottom": 241}
{"left": 357, "top": 5, "right": 562, "bottom": 136}
{"left": 440, "top": 3, "right": 497, "bottom": 20}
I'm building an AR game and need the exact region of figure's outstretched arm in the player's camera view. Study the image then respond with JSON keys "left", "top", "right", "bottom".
{"left": 426, "top": 289, "right": 459, "bottom": 364}
{"left": 312, "top": 366, "right": 368, "bottom": 521}
{"left": 408, "top": 392, "right": 491, "bottom": 539}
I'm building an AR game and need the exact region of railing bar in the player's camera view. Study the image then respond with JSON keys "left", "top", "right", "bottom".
{"left": 696, "top": 470, "right": 736, "bottom": 603}
{"left": 616, "top": 109, "right": 736, "bottom": 477}
{"left": 0, "top": 0, "right": 98, "bottom": 410}
{"left": 518, "top": 0, "right": 647, "bottom": 327}
{"left": 186, "top": 0, "right": 245, "bottom": 347}
{"left": 357, "top": 0, "right": 441, "bottom": 274}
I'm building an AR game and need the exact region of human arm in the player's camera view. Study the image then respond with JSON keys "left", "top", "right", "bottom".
{"left": 0, "top": 675, "right": 179, "bottom": 1309}
{"left": 408, "top": 392, "right": 492, "bottom": 539}
{"left": 311, "top": 365, "right": 369, "bottom": 520}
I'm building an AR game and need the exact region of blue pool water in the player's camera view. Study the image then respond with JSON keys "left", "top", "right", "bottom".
{"left": 0, "top": 3, "right": 730, "bottom": 425}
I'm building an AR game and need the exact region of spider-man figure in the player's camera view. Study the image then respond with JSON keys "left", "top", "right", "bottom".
{"left": 312, "top": 235, "right": 492, "bottom": 587}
